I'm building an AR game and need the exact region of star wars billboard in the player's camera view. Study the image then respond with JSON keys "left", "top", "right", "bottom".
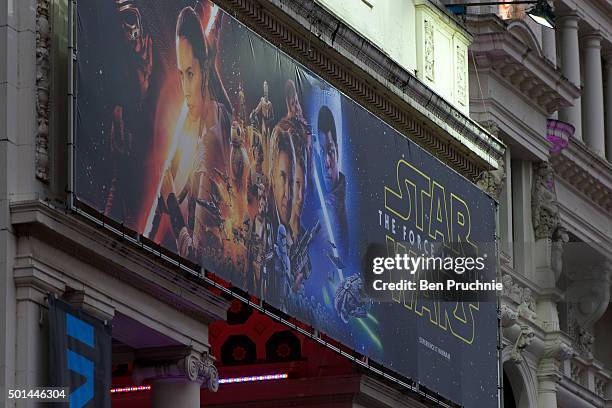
{"left": 75, "top": 1, "right": 498, "bottom": 406}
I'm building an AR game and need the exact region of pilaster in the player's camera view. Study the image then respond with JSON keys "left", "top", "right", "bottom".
{"left": 12, "top": 255, "right": 64, "bottom": 406}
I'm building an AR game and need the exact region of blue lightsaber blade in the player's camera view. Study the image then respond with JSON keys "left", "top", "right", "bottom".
{"left": 312, "top": 131, "right": 344, "bottom": 281}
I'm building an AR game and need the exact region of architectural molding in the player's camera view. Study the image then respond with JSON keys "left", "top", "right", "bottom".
{"left": 211, "top": 0, "right": 505, "bottom": 180}
{"left": 470, "top": 99, "right": 550, "bottom": 162}
{"left": 64, "top": 288, "right": 115, "bottom": 322}
{"left": 555, "top": 182, "right": 612, "bottom": 258}
{"left": 36, "top": 0, "right": 51, "bottom": 182}
{"left": 9, "top": 200, "right": 230, "bottom": 326}
{"left": 466, "top": 13, "right": 581, "bottom": 115}
{"left": 13, "top": 254, "right": 66, "bottom": 305}
{"left": 550, "top": 139, "right": 612, "bottom": 214}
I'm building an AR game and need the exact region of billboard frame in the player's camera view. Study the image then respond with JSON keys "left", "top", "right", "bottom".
{"left": 65, "top": 1, "right": 501, "bottom": 406}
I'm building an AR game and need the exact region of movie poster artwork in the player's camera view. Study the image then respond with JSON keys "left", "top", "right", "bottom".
{"left": 76, "top": 2, "right": 498, "bottom": 406}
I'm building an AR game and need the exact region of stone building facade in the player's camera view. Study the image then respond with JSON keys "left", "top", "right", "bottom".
{"left": 461, "top": 0, "right": 612, "bottom": 407}
{"left": 13, "top": 0, "right": 609, "bottom": 407}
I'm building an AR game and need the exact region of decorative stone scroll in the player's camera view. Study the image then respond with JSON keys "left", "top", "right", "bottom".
{"left": 185, "top": 353, "right": 219, "bottom": 392}
{"left": 133, "top": 348, "right": 219, "bottom": 392}
{"left": 509, "top": 325, "right": 535, "bottom": 364}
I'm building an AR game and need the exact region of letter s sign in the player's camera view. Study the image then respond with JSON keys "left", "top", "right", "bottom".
{"left": 66, "top": 313, "right": 94, "bottom": 408}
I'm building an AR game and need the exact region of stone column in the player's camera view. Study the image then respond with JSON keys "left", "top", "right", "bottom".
{"left": 542, "top": 26, "right": 558, "bottom": 120}
{"left": 153, "top": 381, "right": 201, "bottom": 408}
{"left": 581, "top": 33, "right": 606, "bottom": 157}
{"left": 133, "top": 347, "right": 219, "bottom": 408}
{"left": 557, "top": 14, "right": 582, "bottom": 141}
{"left": 604, "top": 55, "right": 612, "bottom": 161}
{"left": 541, "top": 26, "right": 556, "bottom": 67}
{"left": 512, "top": 160, "right": 535, "bottom": 278}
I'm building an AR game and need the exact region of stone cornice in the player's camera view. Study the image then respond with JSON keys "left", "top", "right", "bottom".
{"left": 423, "top": 0, "right": 474, "bottom": 41}
{"left": 556, "top": 194, "right": 612, "bottom": 258}
{"left": 9, "top": 199, "right": 230, "bottom": 325}
{"left": 212, "top": 0, "right": 505, "bottom": 180}
{"left": 466, "top": 14, "right": 581, "bottom": 115}
{"left": 13, "top": 255, "right": 66, "bottom": 304}
{"left": 471, "top": 99, "right": 551, "bottom": 161}
{"left": 550, "top": 139, "right": 612, "bottom": 215}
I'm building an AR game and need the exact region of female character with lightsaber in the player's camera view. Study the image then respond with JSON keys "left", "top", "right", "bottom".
{"left": 144, "top": 4, "right": 231, "bottom": 262}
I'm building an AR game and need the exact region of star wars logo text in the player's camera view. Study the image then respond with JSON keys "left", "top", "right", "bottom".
{"left": 382, "top": 159, "right": 482, "bottom": 345}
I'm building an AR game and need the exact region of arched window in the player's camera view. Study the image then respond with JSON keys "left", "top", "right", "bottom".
{"left": 503, "top": 372, "right": 518, "bottom": 408}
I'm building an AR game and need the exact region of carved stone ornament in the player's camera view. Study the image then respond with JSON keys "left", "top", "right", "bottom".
{"left": 476, "top": 158, "right": 506, "bottom": 199}
{"left": 594, "top": 375, "right": 607, "bottom": 398}
{"left": 509, "top": 325, "right": 535, "bottom": 364}
{"left": 502, "top": 274, "right": 537, "bottom": 321}
{"left": 517, "top": 287, "right": 537, "bottom": 321}
{"left": 479, "top": 120, "right": 499, "bottom": 137}
{"left": 570, "top": 361, "right": 583, "bottom": 384}
{"left": 424, "top": 19, "right": 434, "bottom": 81}
{"left": 532, "top": 161, "right": 559, "bottom": 240}
{"left": 500, "top": 303, "right": 518, "bottom": 328}
{"left": 185, "top": 353, "right": 219, "bottom": 392}
{"left": 572, "top": 323, "right": 595, "bottom": 358}
{"left": 551, "top": 341, "right": 575, "bottom": 362}
{"left": 551, "top": 226, "right": 569, "bottom": 281}
{"left": 133, "top": 350, "right": 219, "bottom": 392}
{"left": 36, "top": 0, "right": 52, "bottom": 182}
{"left": 456, "top": 45, "right": 467, "bottom": 105}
